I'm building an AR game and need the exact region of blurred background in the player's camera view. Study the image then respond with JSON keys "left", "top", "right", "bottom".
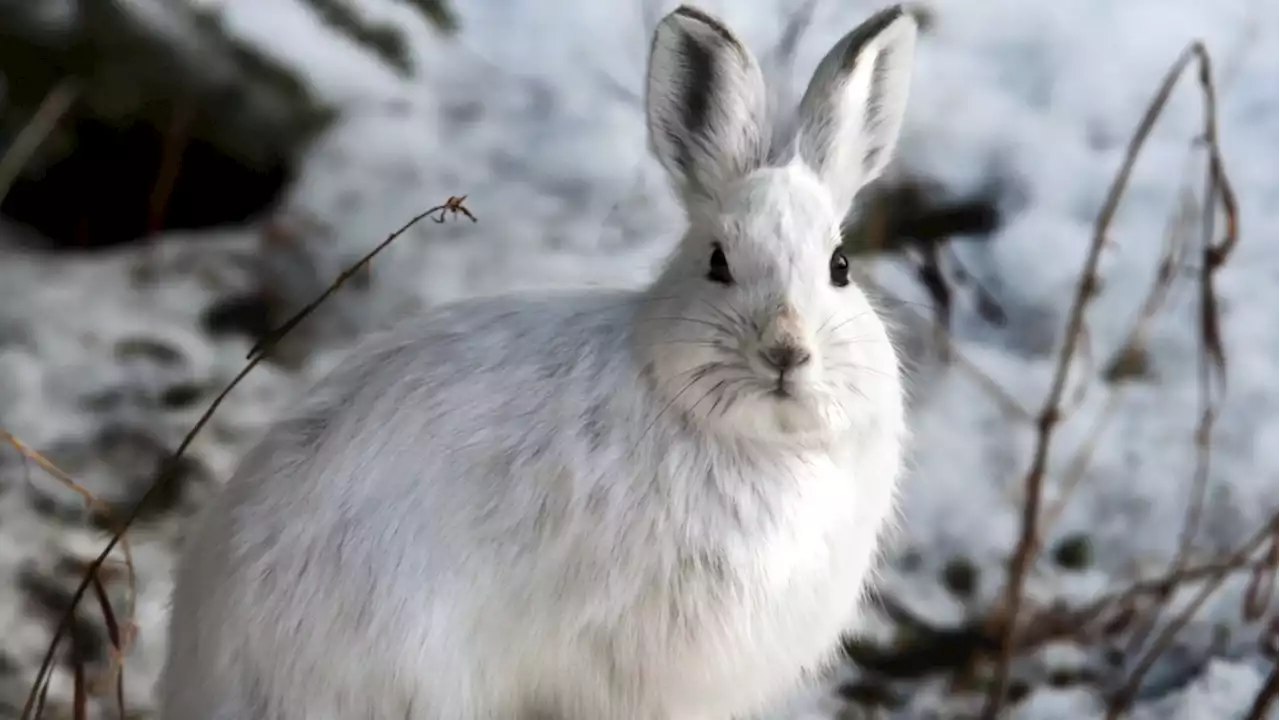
{"left": 0, "top": 0, "right": 1276, "bottom": 718}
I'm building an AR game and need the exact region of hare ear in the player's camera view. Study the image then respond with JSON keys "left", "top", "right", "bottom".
{"left": 795, "top": 5, "right": 918, "bottom": 213}
{"left": 646, "top": 6, "right": 769, "bottom": 209}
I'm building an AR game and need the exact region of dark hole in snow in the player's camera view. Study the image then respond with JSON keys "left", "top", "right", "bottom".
{"left": 1007, "top": 679, "right": 1032, "bottom": 704}
{"left": 941, "top": 555, "right": 980, "bottom": 599}
{"left": 201, "top": 291, "right": 276, "bottom": 346}
{"left": 0, "top": 114, "right": 291, "bottom": 250}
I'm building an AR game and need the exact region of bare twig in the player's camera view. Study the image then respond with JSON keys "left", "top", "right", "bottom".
{"left": 18, "top": 196, "right": 476, "bottom": 720}
{"left": 854, "top": 272, "right": 1030, "bottom": 418}
{"left": 844, "top": 516, "right": 1273, "bottom": 695}
{"left": 1106, "top": 515, "right": 1277, "bottom": 716}
{"left": 246, "top": 195, "right": 475, "bottom": 361}
{"left": 980, "top": 41, "right": 1236, "bottom": 719}
{"left": 1244, "top": 661, "right": 1279, "bottom": 720}
{"left": 1116, "top": 41, "right": 1239, "bottom": 684}
{"left": 2, "top": 432, "right": 140, "bottom": 657}
{"left": 1037, "top": 142, "right": 1200, "bottom": 539}
{"left": 0, "top": 79, "right": 80, "bottom": 206}
{"left": 1169, "top": 41, "right": 1239, "bottom": 569}
{"left": 146, "top": 96, "right": 197, "bottom": 237}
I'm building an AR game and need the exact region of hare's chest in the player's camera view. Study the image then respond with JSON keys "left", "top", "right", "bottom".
{"left": 722, "top": 457, "right": 879, "bottom": 614}
{"left": 652, "top": 457, "right": 886, "bottom": 693}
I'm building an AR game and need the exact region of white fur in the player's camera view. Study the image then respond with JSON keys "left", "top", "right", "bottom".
{"left": 157, "top": 5, "right": 917, "bottom": 719}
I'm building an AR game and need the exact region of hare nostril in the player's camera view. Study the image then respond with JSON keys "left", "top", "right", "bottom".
{"left": 759, "top": 344, "right": 812, "bottom": 372}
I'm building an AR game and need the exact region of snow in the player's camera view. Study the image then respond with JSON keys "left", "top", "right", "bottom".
{"left": 83, "top": 0, "right": 1280, "bottom": 715}
{"left": 1130, "top": 658, "right": 1275, "bottom": 720}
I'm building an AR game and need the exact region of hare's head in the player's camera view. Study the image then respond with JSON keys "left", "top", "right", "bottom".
{"left": 636, "top": 4, "right": 916, "bottom": 441}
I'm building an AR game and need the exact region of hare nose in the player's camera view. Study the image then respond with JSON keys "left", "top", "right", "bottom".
{"left": 759, "top": 344, "right": 811, "bottom": 373}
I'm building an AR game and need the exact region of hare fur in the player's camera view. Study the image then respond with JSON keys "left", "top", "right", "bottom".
{"left": 157, "top": 5, "right": 918, "bottom": 719}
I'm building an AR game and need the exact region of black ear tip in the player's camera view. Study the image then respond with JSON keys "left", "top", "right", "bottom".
{"left": 670, "top": 5, "right": 721, "bottom": 25}
{"left": 853, "top": 4, "right": 927, "bottom": 45}
{"left": 864, "top": 4, "right": 913, "bottom": 33}
{"left": 831, "top": 4, "right": 918, "bottom": 73}
{"left": 667, "top": 5, "right": 739, "bottom": 45}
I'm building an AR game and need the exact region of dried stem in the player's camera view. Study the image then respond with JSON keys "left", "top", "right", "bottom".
{"left": 0, "top": 79, "right": 80, "bottom": 206}
{"left": 1243, "top": 661, "right": 1278, "bottom": 720}
{"left": 17, "top": 196, "right": 477, "bottom": 720}
{"left": 980, "top": 40, "right": 1237, "bottom": 718}
{"left": 1106, "top": 515, "right": 1277, "bottom": 716}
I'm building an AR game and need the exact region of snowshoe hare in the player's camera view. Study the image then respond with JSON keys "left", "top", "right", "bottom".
{"left": 158, "top": 4, "right": 917, "bottom": 718}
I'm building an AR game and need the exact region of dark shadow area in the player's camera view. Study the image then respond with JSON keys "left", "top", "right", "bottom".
{"left": 0, "top": 115, "right": 291, "bottom": 250}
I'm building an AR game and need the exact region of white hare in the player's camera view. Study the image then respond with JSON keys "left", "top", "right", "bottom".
{"left": 157, "top": 5, "right": 917, "bottom": 719}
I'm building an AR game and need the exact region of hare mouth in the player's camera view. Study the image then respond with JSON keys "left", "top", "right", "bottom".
{"left": 768, "top": 378, "right": 797, "bottom": 399}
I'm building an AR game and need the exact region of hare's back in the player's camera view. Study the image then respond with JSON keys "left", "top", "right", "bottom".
{"left": 218, "top": 289, "right": 642, "bottom": 550}
{"left": 164, "top": 291, "right": 648, "bottom": 713}
{"left": 321, "top": 288, "right": 640, "bottom": 449}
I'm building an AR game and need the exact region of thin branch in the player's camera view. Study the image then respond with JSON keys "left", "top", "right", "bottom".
{"left": 980, "top": 41, "right": 1233, "bottom": 719}
{"left": 1106, "top": 515, "right": 1277, "bottom": 717}
{"left": 246, "top": 195, "right": 475, "bottom": 360}
{"left": 1038, "top": 145, "right": 1199, "bottom": 540}
{"left": 18, "top": 196, "right": 477, "bottom": 720}
{"left": 1119, "top": 41, "right": 1240, "bottom": 677}
{"left": 0, "top": 79, "right": 80, "bottom": 206}
{"left": 1244, "top": 661, "right": 1279, "bottom": 720}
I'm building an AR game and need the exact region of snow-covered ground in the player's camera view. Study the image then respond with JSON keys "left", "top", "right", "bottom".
{"left": 0, "top": 0, "right": 1275, "bottom": 717}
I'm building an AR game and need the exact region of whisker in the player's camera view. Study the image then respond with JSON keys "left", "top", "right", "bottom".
{"left": 648, "top": 340, "right": 733, "bottom": 352}
{"left": 629, "top": 362, "right": 720, "bottom": 455}
{"left": 822, "top": 337, "right": 883, "bottom": 350}
{"left": 815, "top": 312, "right": 839, "bottom": 337}
{"left": 710, "top": 377, "right": 754, "bottom": 418}
{"left": 865, "top": 295, "right": 937, "bottom": 312}
{"left": 697, "top": 299, "right": 743, "bottom": 334}
{"left": 825, "top": 363, "right": 898, "bottom": 381}
{"left": 723, "top": 303, "right": 753, "bottom": 332}
{"left": 638, "top": 316, "right": 734, "bottom": 335}
{"left": 716, "top": 380, "right": 748, "bottom": 418}
{"left": 823, "top": 378, "right": 872, "bottom": 404}
{"left": 687, "top": 378, "right": 731, "bottom": 420}
{"left": 820, "top": 313, "right": 878, "bottom": 338}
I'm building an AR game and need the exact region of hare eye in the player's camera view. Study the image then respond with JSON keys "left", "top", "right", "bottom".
{"left": 829, "top": 247, "right": 850, "bottom": 288}
{"left": 707, "top": 243, "right": 734, "bottom": 285}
